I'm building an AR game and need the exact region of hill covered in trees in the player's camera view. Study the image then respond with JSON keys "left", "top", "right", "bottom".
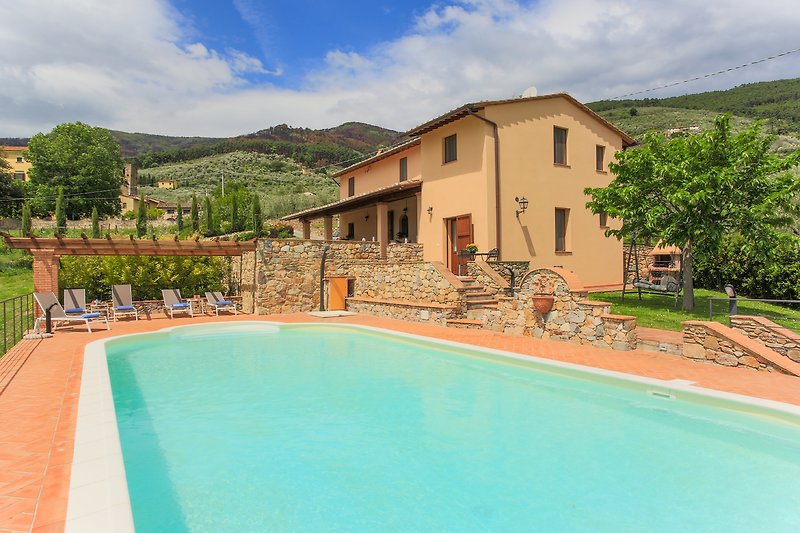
{"left": 589, "top": 77, "right": 800, "bottom": 137}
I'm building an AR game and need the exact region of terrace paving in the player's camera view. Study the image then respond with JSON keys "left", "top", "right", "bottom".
{"left": 1, "top": 313, "right": 800, "bottom": 531}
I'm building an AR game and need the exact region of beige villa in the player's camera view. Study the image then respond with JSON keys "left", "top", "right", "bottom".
{"left": 284, "top": 93, "right": 634, "bottom": 290}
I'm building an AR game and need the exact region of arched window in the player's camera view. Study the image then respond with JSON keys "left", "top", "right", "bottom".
{"left": 399, "top": 214, "right": 409, "bottom": 239}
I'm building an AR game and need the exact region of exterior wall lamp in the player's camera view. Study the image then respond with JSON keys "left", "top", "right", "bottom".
{"left": 364, "top": 215, "right": 369, "bottom": 221}
{"left": 515, "top": 196, "right": 529, "bottom": 218}
{"left": 427, "top": 206, "right": 433, "bottom": 215}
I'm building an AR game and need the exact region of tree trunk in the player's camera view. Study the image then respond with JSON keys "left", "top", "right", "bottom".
{"left": 682, "top": 240, "right": 695, "bottom": 310}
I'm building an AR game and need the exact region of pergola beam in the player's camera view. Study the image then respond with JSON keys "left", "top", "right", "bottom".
{"left": 1, "top": 233, "right": 256, "bottom": 257}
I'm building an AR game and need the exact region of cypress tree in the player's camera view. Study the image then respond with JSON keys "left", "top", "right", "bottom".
{"left": 136, "top": 193, "right": 147, "bottom": 238}
{"left": 54, "top": 186, "right": 66, "bottom": 234}
{"left": 91, "top": 206, "right": 100, "bottom": 238}
{"left": 21, "top": 203, "right": 31, "bottom": 236}
{"left": 252, "top": 194, "right": 262, "bottom": 235}
{"left": 190, "top": 194, "right": 199, "bottom": 232}
{"left": 204, "top": 195, "right": 213, "bottom": 235}
{"left": 231, "top": 194, "right": 239, "bottom": 232}
{"left": 176, "top": 201, "right": 183, "bottom": 233}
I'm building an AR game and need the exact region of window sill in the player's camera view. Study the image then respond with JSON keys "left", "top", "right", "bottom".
{"left": 554, "top": 163, "right": 571, "bottom": 168}
{"left": 442, "top": 160, "right": 458, "bottom": 166}
{"left": 555, "top": 250, "right": 573, "bottom": 255}
{"left": 595, "top": 170, "right": 607, "bottom": 174}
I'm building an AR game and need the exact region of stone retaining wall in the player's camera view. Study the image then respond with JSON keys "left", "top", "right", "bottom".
{"left": 485, "top": 261, "right": 529, "bottom": 288}
{"left": 465, "top": 261, "right": 510, "bottom": 296}
{"left": 682, "top": 321, "right": 800, "bottom": 375}
{"left": 730, "top": 315, "right": 800, "bottom": 363}
{"left": 471, "top": 268, "right": 637, "bottom": 350}
{"left": 346, "top": 297, "right": 458, "bottom": 325}
{"left": 243, "top": 239, "right": 462, "bottom": 315}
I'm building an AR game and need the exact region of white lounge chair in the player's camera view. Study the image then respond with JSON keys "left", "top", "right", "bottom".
{"left": 205, "top": 291, "right": 238, "bottom": 316}
{"left": 112, "top": 284, "right": 139, "bottom": 321}
{"left": 33, "top": 292, "right": 110, "bottom": 333}
{"left": 162, "top": 289, "right": 194, "bottom": 319}
{"left": 63, "top": 288, "right": 87, "bottom": 315}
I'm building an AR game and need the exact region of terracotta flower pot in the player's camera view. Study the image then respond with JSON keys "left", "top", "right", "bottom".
{"left": 532, "top": 295, "right": 554, "bottom": 314}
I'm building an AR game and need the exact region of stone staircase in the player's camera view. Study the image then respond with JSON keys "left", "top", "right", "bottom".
{"left": 447, "top": 276, "right": 498, "bottom": 329}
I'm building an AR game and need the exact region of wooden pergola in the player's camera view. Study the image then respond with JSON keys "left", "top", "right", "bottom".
{"left": 0, "top": 232, "right": 256, "bottom": 295}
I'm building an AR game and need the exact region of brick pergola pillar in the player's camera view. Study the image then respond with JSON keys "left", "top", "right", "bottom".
{"left": 323, "top": 216, "right": 333, "bottom": 241}
{"left": 31, "top": 249, "right": 58, "bottom": 313}
{"left": 301, "top": 219, "right": 311, "bottom": 240}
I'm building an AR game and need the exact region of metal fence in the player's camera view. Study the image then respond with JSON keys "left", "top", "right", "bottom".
{"left": 708, "top": 296, "right": 800, "bottom": 331}
{"left": 1, "top": 293, "right": 35, "bottom": 357}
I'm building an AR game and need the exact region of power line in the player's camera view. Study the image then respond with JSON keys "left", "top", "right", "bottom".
{"left": 612, "top": 46, "right": 800, "bottom": 100}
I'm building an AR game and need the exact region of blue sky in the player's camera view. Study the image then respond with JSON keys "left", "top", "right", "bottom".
{"left": 1, "top": 0, "right": 799, "bottom": 137}
{"left": 175, "top": 0, "right": 434, "bottom": 86}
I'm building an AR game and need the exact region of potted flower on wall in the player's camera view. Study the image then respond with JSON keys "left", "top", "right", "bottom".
{"left": 530, "top": 275, "right": 555, "bottom": 314}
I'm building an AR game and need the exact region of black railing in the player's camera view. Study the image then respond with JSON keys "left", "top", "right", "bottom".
{"left": 1, "top": 293, "right": 35, "bottom": 357}
{"left": 708, "top": 296, "right": 800, "bottom": 331}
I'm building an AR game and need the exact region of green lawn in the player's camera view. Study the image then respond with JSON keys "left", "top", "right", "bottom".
{"left": 0, "top": 269, "right": 33, "bottom": 301}
{"left": 588, "top": 288, "right": 800, "bottom": 333}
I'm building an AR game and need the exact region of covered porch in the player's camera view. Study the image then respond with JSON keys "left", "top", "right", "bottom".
{"left": 281, "top": 180, "right": 422, "bottom": 259}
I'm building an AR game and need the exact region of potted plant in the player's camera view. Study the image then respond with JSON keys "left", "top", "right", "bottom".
{"left": 465, "top": 243, "right": 479, "bottom": 253}
{"left": 530, "top": 275, "right": 555, "bottom": 314}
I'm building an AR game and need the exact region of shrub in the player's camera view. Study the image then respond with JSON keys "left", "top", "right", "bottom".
{"left": 59, "top": 255, "right": 228, "bottom": 301}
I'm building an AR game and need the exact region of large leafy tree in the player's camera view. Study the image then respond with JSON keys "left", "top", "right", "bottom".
{"left": 0, "top": 158, "right": 24, "bottom": 217}
{"left": 26, "top": 122, "right": 124, "bottom": 218}
{"left": 585, "top": 115, "right": 800, "bottom": 310}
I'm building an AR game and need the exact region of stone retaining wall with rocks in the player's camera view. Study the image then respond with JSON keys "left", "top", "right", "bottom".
{"left": 469, "top": 267, "right": 637, "bottom": 350}
{"left": 242, "top": 239, "right": 463, "bottom": 316}
{"left": 730, "top": 315, "right": 800, "bottom": 363}
{"left": 682, "top": 320, "right": 800, "bottom": 375}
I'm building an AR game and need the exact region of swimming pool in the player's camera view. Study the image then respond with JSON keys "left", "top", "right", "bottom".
{"left": 77, "top": 322, "right": 800, "bottom": 531}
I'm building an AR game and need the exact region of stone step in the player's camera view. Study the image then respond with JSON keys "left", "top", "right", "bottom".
{"left": 466, "top": 298, "right": 499, "bottom": 306}
{"left": 446, "top": 318, "right": 485, "bottom": 329}
{"left": 463, "top": 285, "right": 485, "bottom": 292}
{"left": 465, "top": 291, "right": 495, "bottom": 299}
{"left": 457, "top": 276, "right": 476, "bottom": 282}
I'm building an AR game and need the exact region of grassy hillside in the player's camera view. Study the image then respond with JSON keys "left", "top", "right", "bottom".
{"left": 589, "top": 77, "right": 800, "bottom": 136}
{"left": 138, "top": 151, "right": 339, "bottom": 219}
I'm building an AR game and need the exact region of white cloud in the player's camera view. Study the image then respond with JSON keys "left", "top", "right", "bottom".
{"left": 1, "top": 0, "right": 799, "bottom": 137}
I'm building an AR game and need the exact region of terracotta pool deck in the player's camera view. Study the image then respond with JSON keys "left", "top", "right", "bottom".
{"left": 2, "top": 313, "right": 800, "bottom": 532}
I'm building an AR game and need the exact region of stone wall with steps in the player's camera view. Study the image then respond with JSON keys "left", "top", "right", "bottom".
{"left": 730, "top": 315, "right": 800, "bottom": 363}
{"left": 455, "top": 267, "right": 638, "bottom": 351}
{"left": 682, "top": 321, "right": 800, "bottom": 376}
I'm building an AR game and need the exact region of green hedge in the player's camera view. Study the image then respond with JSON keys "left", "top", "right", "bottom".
{"left": 693, "top": 233, "right": 800, "bottom": 300}
{"left": 59, "top": 255, "right": 228, "bottom": 301}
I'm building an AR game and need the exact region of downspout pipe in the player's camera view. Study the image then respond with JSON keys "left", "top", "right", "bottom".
{"left": 466, "top": 109, "right": 502, "bottom": 260}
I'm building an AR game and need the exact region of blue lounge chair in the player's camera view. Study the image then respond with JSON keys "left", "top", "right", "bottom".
{"left": 205, "top": 291, "right": 238, "bottom": 316}
{"left": 112, "top": 284, "right": 139, "bottom": 321}
{"left": 33, "top": 292, "right": 110, "bottom": 333}
{"left": 162, "top": 289, "right": 194, "bottom": 319}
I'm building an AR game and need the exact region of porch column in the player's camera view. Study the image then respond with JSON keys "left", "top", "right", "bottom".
{"left": 31, "top": 249, "right": 59, "bottom": 313}
{"left": 301, "top": 219, "right": 311, "bottom": 240}
{"left": 416, "top": 192, "right": 423, "bottom": 236}
{"left": 377, "top": 202, "right": 389, "bottom": 259}
{"left": 323, "top": 215, "right": 333, "bottom": 241}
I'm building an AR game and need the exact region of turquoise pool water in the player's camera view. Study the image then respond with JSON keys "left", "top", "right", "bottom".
{"left": 106, "top": 323, "right": 800, "bottom": 531}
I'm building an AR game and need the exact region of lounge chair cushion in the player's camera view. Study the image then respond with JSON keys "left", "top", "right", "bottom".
{"left": 215, "top": 300, "right": 234, "bottom": 306}
{"left": 117, "top": 305, "right": 135, "bottom": 310}
{"left": 81, "top": 312, "right": 101, "bottom": 319}
{"left": 65, "top": 308, "right": 84, "bottom": 314}
{"left": 171, "top": 302, "right": 189, "bottom": 309}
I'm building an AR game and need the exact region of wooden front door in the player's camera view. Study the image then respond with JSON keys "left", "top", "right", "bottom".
{"left": 447, "top": 214, "right": 473, "bottom": 274}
